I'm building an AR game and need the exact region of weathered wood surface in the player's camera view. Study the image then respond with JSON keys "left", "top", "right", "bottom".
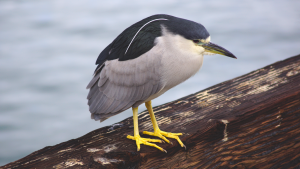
{"left": 2, "top": 54, "right": 300, "bottom": 169}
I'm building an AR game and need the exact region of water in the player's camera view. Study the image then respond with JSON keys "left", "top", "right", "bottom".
{"left": 0, "top": 0, "right": 299, "bottom": 165}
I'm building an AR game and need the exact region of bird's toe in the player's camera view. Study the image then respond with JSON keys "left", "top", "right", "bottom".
{"left": 127, "top": 134, "right": 166, "bottom": 152}
{"left": 143, "top": 129, "right": 185, "bottom": 148}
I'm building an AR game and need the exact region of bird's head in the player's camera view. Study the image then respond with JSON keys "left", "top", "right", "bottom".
{"left": 160, "top": 15, "right": 237, "bottom": 59}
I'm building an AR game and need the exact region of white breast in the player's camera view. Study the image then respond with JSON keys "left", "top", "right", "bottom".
{"left": 145, "top": 27, "right": 205, "bottom": 101}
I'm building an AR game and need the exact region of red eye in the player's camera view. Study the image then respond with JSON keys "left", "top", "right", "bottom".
{"left": 193, "top": 39, "right": 199, "bottom": 43}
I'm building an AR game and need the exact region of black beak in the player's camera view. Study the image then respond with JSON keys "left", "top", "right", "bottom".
{"left": 202, "top": 42, "right": 237, "bottom": 59}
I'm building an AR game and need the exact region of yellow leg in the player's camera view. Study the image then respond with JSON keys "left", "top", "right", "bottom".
{"left": 127, "top": 107, "right": 167, "bottom": 152}
{"left": 143, "top": 101, "right": 186, "bottom": 148}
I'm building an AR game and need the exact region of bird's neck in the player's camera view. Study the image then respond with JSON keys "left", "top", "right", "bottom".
{"left": 154, "top": 33, "right": 204, "bottom": 89}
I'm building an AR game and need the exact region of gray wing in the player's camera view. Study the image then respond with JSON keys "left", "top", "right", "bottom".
{"left": 87, "top": 53, "right": 163, "bottom": 122}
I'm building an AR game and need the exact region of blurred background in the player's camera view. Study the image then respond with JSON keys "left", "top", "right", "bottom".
{"left": 1, "top": 0, "right": 300, "bottom": 165}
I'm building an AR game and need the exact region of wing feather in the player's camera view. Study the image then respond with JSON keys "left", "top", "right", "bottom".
{"left": 98, "top": 97, "right": 115, "bottom": 113}
{"left": 87, "top": 49, "right": 163, "bottom": 122}
{"left": 89, "top": 92, "right": 105, "bottom": 113}
{"left": 105, "top": 100, "right": 121, "bottom": 114}
{"left": 87, "top": 82, "right": 99, "bottom": 99}
{"left": 98, "top": 68, "right": 108, "bottom": 87}
{"left": 117, "top": 86, "right": 131, "bottom": 101}
{"left": 86, "top": 73, "right": 100, "bottom": 89}
{"left": 141, "top": 81, "right": 153, "bottom": 100}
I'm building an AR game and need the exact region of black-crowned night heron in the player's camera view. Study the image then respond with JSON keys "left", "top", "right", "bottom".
{"left": 87, "top": 14, "right": 236, "bottom": 153}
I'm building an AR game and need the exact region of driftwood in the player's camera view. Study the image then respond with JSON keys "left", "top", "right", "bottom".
{"left": 2, "top": 54, "right": 300, "bottom": 169}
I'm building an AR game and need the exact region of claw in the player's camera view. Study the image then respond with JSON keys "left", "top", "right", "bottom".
{"left": 127, "top": 134, "right": 165, "bottom": 152}
{"left": 143, "top": 129, "right": 184, "bottom": 148}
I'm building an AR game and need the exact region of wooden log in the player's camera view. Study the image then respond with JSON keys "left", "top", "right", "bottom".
{"left": 2, "top": 54, "right": 300, "bottom": 169}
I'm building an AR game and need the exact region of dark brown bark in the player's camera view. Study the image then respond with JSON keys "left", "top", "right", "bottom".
{"left": 2, "top": 54, "right": 300, "bottom": 169}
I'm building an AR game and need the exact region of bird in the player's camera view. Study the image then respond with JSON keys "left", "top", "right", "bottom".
{"left": 86, "top": 14, "right": 236, "bottom": 153}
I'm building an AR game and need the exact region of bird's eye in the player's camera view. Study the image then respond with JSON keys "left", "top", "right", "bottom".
{"left": 193, "top": 39, "right": 200, "bottom": 43}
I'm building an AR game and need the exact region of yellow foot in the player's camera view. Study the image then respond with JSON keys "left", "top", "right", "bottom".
{"left": 143, "top": 129, "right": 186, "bottom": 149}
{"left": 127, "top": 135, "right": 167, "bottom": 153}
